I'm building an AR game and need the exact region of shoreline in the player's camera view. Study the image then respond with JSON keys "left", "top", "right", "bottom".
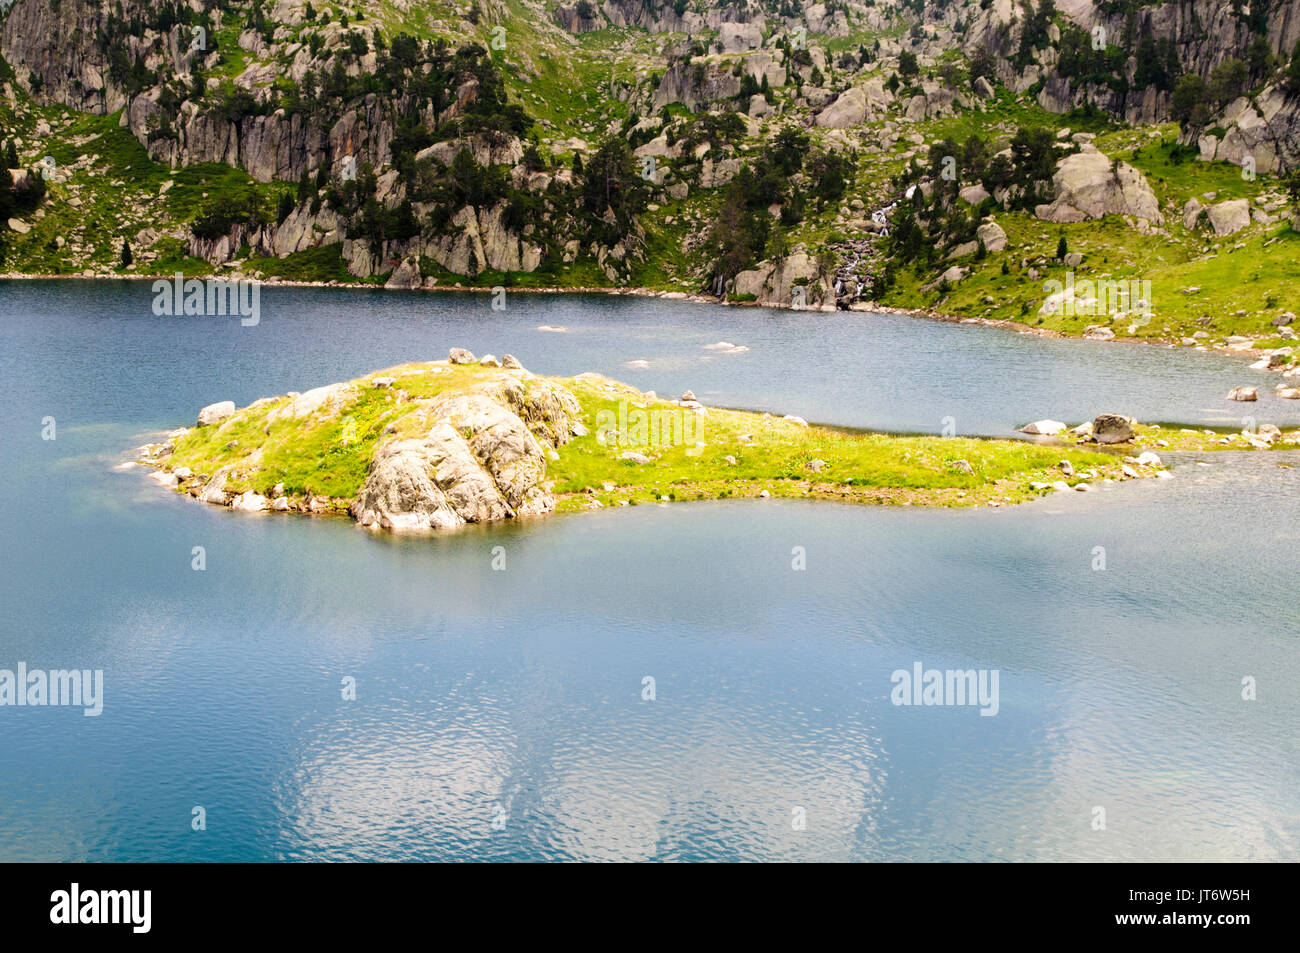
{"left": 1, "top": 270, "right": 1284, "bottom": 360}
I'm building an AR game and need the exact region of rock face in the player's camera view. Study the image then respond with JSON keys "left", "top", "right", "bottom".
{"left": 1036, "top": 151, "right": 1162, "bottom": 224}
{"left": 351, "top": 374, "right": 582, "bottom": 532}
{"left": 1207, "top": 199, "right": 1251, "bottom": 237}
{"left": 1092, "top": 413, "right": 1137, "bottom": 444}
{"left": 732, "top": 251, "right": 833, "bottom": 310}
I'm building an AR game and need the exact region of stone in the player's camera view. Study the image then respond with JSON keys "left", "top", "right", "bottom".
{"left": 501, "top": 354, "right": 523, "bottom": 369}
{"left": 975, "top": 220, "right": 1007, "bottom": 251}
{"left": 1092, "top": 413, "right": 1137, "bottom": 444}
{"left": 1019, "top": 419, "right": 1066, "bottom": 435}
{"left": 951, "top": 459, "right": 974, "bottom": 474}
{"left": 1207, "top": 199, "right": 1251, "bottom": 237}
{"left": 448, "top": 347, "right": 477, "bottom": 364}
{"left": 197, "top": 466, "right": 234, "bottom": 505}
{"left": 619, "top": 451, "right": 651, "bottom": 464}
{"left": 1035, "top": 151, "right": 1162, "bottom": 224}
{"left": 1226, "top": 386, "right": 1258, "bottom": 401}
{"left": 1135, "top": 451, "right": 1162, "bottom": 467}
{"left": 479, "top": 354, "right": 500, "bottom": 367}
{"left": 197, "top": 401, "right": 235, "bottom": 427}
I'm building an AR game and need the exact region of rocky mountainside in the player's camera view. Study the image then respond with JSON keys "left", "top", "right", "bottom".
{"left": 4, "top": 1, "right": 1300, "bottom": 351}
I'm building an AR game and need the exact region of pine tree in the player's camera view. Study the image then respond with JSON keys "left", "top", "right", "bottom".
{"left": 120, "top": 240, "right": 133, "bottom": 267}
{"left": 1056, "top": 234, "right": 1068, "bottom": 261}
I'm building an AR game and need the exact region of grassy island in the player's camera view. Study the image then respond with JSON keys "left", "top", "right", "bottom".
{"left": 136, "top": 352, "right": 1182, "bottom": 530}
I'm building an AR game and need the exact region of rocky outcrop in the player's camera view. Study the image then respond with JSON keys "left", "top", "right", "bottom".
{"left": 171, "top": 353, "right": 585, "bottom": 533}
{"left": 418, "top": 203, "right": 545, "bottom": 277}
{"left": 815, "top": 80, "right": 892, "bottom": 128}
{"left": 1206, "top": 198, "right": 1252, "bottom": 237}
{"left": 732, "top": 250, "right": 834, "bottom": 310}
{"left": 652, "top": 59, "right": 743, "bottom": 110}
{"left": 1036, "top": 150, "right": 1162, "bottom": 225}
{"left": 352, "top": 370, "right": 581, "bottom": 532}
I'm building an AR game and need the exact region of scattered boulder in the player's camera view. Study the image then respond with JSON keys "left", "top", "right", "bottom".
{"left": 1227, "top": 386, "right": 1258, "bottom": 401}
{"left": 197, "top": 401, "right": 235, "bottom": 427}
{"left": 1092, "top": 413, "right": 1137, "bottom": 444}
{"left": 501, "top": 354, "right": 523, "bottom": 369}
{"left": 231, "top": 491, "right": 269, "bottom": 512}
{"left": 1035, "top": 151, "right": 1162, "bottom": 224}
{"left": 975, "top": 220, "right": 1007, "bottom": 251}
{"left": 1207, "top": 199, "right": 1251, "bottom": 237}
{"left": 448, "top": 347, "right": 477, "bottom": 364}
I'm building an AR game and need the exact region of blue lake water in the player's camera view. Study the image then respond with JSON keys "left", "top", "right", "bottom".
{"left": 1, "top": 279, "right": 1296, "bottom": 861}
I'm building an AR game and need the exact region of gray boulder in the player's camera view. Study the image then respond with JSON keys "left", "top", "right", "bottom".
{"left": 1036, "top": 151, "right": 1162, "bottom": 224}
{"left": 197, "top": 401, "right": 235, "bottom": 427}
{"left": 1093, "top": 413, "right": 1137, "bottom": 444}
{"left": 1207, "top": 199, "right": 1251, "bottom": 237}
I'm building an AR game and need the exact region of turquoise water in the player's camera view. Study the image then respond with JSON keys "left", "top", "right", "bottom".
{"left": 1, "top": 280, "right": 1296, "bottom": 861}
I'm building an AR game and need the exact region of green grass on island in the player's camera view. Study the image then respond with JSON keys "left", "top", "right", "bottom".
{"left": 144, "top": 358, "right": 1184, "bottom": 519}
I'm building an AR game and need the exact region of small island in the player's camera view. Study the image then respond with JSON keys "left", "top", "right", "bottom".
{"left": 133, "top": 348, "right": 1197, "bottom": 532}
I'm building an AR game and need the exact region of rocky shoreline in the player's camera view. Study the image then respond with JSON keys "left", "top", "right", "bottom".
{"left": 6, "top": 270, "right": 1293, "bottom": 363}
